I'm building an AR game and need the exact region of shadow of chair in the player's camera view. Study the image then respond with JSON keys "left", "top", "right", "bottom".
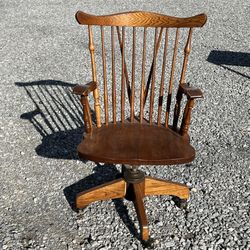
{"left": 207, "top": 50, "right": 250, "bottom": 79}
{"left": 16, "top": 80, "right": 86, "bottom": 160}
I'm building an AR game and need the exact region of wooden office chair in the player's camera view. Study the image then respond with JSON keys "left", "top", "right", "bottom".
{"left": 72, "top": 11, "right": 207, "bottom": 242}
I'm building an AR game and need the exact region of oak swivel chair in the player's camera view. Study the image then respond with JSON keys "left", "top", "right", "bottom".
{"left": 72, "top": 11, "right": 207, "bottom": 242}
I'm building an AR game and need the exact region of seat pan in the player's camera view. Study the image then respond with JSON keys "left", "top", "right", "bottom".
{"left": 77, "top": 123, "right": 195, "bottom": 165}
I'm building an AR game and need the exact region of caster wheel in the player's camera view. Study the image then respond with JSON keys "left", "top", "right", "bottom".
{"left": 73, "top": 206, "right": 80, "bottom": 213}
{"left": 115, "top": 173, "right": 123, "bottom": 178}
{"left": 179, "top": 199, "right": 188, "bottom": 209}
{"left": 142, "top": 238, "right": 155, "bottom": 249}
{"left": 172, "top": 197, "right": 188, "bottom": 209}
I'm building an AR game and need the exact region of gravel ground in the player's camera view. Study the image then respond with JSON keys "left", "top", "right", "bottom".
{"left": 0, "top": 0, "right": 249, "bottom": 249}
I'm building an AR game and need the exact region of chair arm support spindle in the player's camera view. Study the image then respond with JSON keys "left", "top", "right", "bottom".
{"left": 80, "top": 95, "right": 93, "bottom": 133}
{"left": 173, "top": 89, "right": 183, "bottom": 130}
{"left": 180, "top": 98, "right": 194, "bottom": 137}
{"left": 72, "top": 82, "right": 97, "bottom": 133}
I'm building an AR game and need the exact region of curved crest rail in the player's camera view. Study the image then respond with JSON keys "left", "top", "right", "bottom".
{"left": 76, "top": 11, "right": 207, "bottom": 28}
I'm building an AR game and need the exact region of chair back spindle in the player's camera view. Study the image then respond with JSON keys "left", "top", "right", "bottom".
{"left": 143, "top": 28, "right": 163, "bottom": 108}
{"left": 140, "top": 27, "right": 147, "bottom": 123}
{"left": 121, "top": 27, "right": 126, "bottom": 123}
{"left": 117, "top": 27, "right": 131, "bottom": 102}
{"left": 101, "top": 26, "right": 109, "bottom": 125}
{"left": 180, "top": 28, "right": 193, "bottom": 84}
{"left": 149, "top": 28, "right": 159, "bottom": 124}
{"left": 111, "top": 26, "right": 117, "bottom": 124}
{"left": 157, "top": 28, "right": 168, "bottom": 126}
{"left": 165, "top": 28, "right": 179, "bottom": 127}
{"left": 131, "top": 27, "right": 136, "bottom": 122}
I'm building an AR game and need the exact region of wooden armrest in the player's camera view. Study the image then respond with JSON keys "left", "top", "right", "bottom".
{"left": 179, "top": 83, "right": 203, "bottom": 99}
{"left": 72, "top": 81, "right": 97, "bottom": 96}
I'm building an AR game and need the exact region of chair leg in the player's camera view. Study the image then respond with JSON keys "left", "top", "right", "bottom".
{"left": 76, "top": 178, "right": 126, "bottom": 209}
{"left": 144, "top": 176, "right": 190, "bottom": 200}
{"left": 133, "top": 182, "right": 149, "bottom": 242}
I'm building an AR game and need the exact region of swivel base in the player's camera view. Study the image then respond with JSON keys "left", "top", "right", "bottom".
{"left": 76, "top": 166, "right": 189, "bottom": 242}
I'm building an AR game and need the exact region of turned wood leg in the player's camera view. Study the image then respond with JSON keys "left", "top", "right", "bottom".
{"left": 76, "top": 178, "right": 126, "bottom": 209}
{"left": 144, "top": 177, "right": 190, "bottom": 200}
{"left": 133, "top": 182, "right": 149, "bottom": 242}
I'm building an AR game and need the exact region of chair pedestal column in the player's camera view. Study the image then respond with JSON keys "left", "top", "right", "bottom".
{"left": 123, "top": 166, "right": 149, "bottom": 241}
{"left": 75, "top": 165, "right": 190, "bottom": 242}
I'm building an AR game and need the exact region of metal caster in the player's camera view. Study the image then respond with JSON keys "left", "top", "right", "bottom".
{"left": 172, "top": 196, "right": 188, "bottom": 209}
{"left": 142, "top": 238, "right": 155, "bottom": 249}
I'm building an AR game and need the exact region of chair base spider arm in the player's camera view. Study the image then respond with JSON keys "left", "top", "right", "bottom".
{"left": 76, "top": 178, "right": 126, "bottom": 209}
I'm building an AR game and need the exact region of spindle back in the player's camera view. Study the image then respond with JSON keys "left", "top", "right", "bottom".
{"left": 76, "top": 11, "right": 207, "bottom": 128}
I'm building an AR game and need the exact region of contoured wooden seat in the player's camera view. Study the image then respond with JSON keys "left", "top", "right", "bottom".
{"left": 72, "top": 10, "right": 207, "bottom": 243}
{"left": 78, "top": 122, "right": 195, "bottom": 165}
